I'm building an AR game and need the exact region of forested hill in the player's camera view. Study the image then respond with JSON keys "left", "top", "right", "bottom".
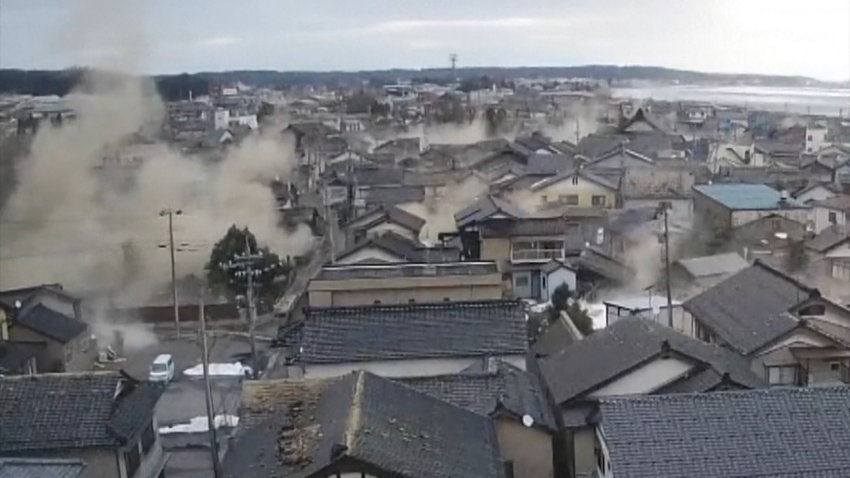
{"left": 0, "top": 65, "right": 833, "bottom": 101}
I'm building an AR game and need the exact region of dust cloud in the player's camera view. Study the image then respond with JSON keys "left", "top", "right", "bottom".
{"left": 0, "top": 0, "right": 312, "bottom": 309}
{"left": 399, "top": 175, "right": 489, "bottom": 244}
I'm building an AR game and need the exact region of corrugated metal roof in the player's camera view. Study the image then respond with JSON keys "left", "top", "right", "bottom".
{"left": 694, "top": 184, "right": 808, "bottom": 210}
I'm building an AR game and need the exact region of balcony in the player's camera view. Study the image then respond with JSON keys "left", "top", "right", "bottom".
{"left": 511, "top": 248, "right": 565, "bottom": 262}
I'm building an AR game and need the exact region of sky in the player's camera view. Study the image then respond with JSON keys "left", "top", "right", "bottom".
{"left": 1, "top": 0, "right": 849, "bottom": 81}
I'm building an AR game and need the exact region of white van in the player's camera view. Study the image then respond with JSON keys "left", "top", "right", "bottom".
{"left": 149, "top": 354, "right": 175, "bottom": 382}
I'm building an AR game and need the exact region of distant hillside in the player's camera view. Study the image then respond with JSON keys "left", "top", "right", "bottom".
{"left": 0, "top": 65, "right": 841, "bottom": 100}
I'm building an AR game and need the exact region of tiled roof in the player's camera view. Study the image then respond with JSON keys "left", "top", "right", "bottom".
{"left": 682, "top": 261, "right": 812, "bottom": 354}
{"left": 0, "top": 458, "right": 86, "bottom": 478}
{"left": 13, "top": 305, "right": 87, "bottom": 344}
{"left": 317, "top": 260, "right": 497, "bottom": 280}
{"left": 225, "top": 372, "right": 506, "bottom": 478}
{"left": 0, "top": 284, "right": 72, "bottom": 311}
{"left": 362, "top": 186, "right": 427, "bottom": 207}
{"left": 0, "top": 372, "right": 165, "bottom": 452}
{"left": 0, "top": 341, "right": 46, "bottom": 375}
{"left": 676, "top": 252, "right": 749, "bottom": 279}
{"left": 399, "top": 359, "right": 557, "bottom": 432}
{"left": 693, "top": 183, "right": 808, "bottom": 210}
{"left": 531, "top": 314, "right": 579, "bottom": 357}
{"left": 349, "top": 205, "right": 426, "bottom": 233}
{"left": 299, "top": 300, "right": 528, "bottom": 365}
{"left": 479, "top": 218, "right": 586, "bottom": 238}
{"left": 336, "top": 231, "right": 458, "bottom": 264}
{"left": 811, "top": 194, "right": 850, "bottom": 212}
{"left": 599, "top": 387, "right": 850, "bottom": 478}
{"left": 537, "top": 317, "right": 764, "bottom": 406}
{"left": 529, "top": 168, "right": 619, "bottom": 192}
{"left": 454, "top": 196, "right": 527, "bottom": 229}
{"left": 806, "top": 224, "right": 850, "bottom": 253}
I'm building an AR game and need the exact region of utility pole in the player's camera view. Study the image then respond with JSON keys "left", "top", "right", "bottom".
{"left": 160, "top": 208, "right": 183, "bottom": 337}
{"left": 325, "top": 185, "right": 336, "bottom": 263}
{"left": 199, "top": 293, "right": 222, "bottom": 478}
{"left": 660, "top": 203, "right": 673, "bottom": 328}
{"left": 219, "top": 236, "right": 267, "bottom": 378}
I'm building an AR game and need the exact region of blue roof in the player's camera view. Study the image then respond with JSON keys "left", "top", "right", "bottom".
{"left": 693, "top": 184, "right": 808, "bottom": 210}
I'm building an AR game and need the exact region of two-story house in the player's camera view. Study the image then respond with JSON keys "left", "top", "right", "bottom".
{"left": 0, "top": 285, "right": 96, "bottom": 373}
{"left": 692, "top": 183, "right": 810, "bottom": 236}
{"left": 479, "top": 215, "right": 601, "bottom": 300}
{"left": 534, "top": 317, "right": 764, "bottom": 478}
{"left": 516, "top": 168, "right": 620, "bottom": 210}
{"left": 806, "top": 225, "right": 850, "bottom": 305}
{"left": 0, "top": 371, "right": 167, "bottom": 478}
{"left": 682, "top": 260, "right": 850, "bottom": 386}
{"left": 593, "top": 387, "right": 850, "bottom": 478}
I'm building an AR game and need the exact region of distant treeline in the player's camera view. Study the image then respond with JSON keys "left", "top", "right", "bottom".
{"left": 0, "top": 65, "right": 830, "bottom": 100}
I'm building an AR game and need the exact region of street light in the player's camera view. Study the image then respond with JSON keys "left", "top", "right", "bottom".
{"left": 160, "top": 208, "right": 183, "bottom": 337}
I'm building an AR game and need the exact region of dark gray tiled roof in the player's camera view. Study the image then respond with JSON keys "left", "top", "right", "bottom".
{"left": 226, "top": 372, "right": 506, "bottom": 478}
{"left": 531, "top": 315, "right": 578, "bottom": 357}
{"left": 361, "top": 186, "right": 426, "bottom": 207}
{"left": 0, "top": 458, "right": 86, "bottom": 478}
{"left": 599, "top": 387, "right": 850, "bottom": 478}
{"left": 0, "top": 341, "right": 46, "bottom": 375}
{"left": 0, "top": 372, "right": 164, "bottom": 452}
{"left": 354, "top": 167, "right": 405, "bottom": 187}
{"left": 480, "top": 218, "right": 587, "bottom": 238}
{"left": 529, "top": 168, "right": 619, "bottom": 192}
{"left": 454, "top": 196, "right": 527, "bottom": 228}
{"left": 398, "top": 359, "right": 557, "bottom": 432}
{"left": 0, "top": 284, "right": 73, "bottom": 311}
{"left": 14, "top": 305, "right": 87, "bottom": 344}
{"left": 349, "top": 205, "right": 426, "bottom": 233}
{"left": 537, "top": 317, "right": 764, "bottom": 406}
{"left": 805, "top": 225, "right": 850, "bottom": 253}
{"left": 299, "top": 300, "right": 528, "bottom": 364}
{"left": 682, "top": 261, "right": 812, "bottom": 354}
{"left": 317, "top": 261, "right": 497, "bottom": 280}
{"left": 525, "top": 153, "right": 580, "bottom": 175}
{"left": 336, "top": 231, "right": 458, "bottom": 264}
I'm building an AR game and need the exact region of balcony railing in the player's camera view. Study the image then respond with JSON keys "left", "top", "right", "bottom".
{"left": 511, "top": 248, "right": 565, "bottom": 262}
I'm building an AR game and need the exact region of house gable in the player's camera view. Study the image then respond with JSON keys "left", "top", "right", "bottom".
{"left": 586, "top": 355, "right": 695, "bottom": 398}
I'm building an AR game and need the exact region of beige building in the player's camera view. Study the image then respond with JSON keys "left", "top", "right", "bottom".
{"left": 307, "top": 261, "right": 503, "bottom": 307}
{"left": 511, "top": 168, "right": 619, "bottom": 210}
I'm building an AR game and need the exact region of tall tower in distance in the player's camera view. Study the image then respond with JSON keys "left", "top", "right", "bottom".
{"left": 449, "top": 53, "right": 458, "bottom": 79}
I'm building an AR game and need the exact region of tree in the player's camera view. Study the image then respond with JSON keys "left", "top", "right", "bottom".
{"left": 566, "top": 300, "right": 595, "bottom": 337}
{"left": 257, "top": 101, "right": 275, "bottom": 123}
{"left": 550, "top": 283, "right": 573, "bottom": 313}
{"left": 205, "top": 225, "right": 292, "bottom": 299}
{"left": 785, "top": 239, "right": 809, "bottom": 274}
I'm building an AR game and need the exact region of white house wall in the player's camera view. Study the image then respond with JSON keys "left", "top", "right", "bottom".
{"left": 303, "top": 354, "right": 527, "bottom": 379}
{"left": 336, "top": 247, "right": 403, "bottom": 264}
{"left": 813, "top": 206, "right": 847, "bottom": 233}
{"left": 366, "top": 222, "right": 417, "bottom": 241}
{"left": 587, "top": 357, "right": 693, "bottom": 398}
{"left": 796, "top": 186, "right": 838, "bottom": 204}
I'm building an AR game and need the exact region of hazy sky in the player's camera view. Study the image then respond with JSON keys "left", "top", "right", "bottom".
{"left": 2, "top": 0, "right": 849, "bottom": 81}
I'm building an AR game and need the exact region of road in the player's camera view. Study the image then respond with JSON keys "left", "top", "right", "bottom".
{"left": 116, "top": 330, "right": 256, "bottom": 477}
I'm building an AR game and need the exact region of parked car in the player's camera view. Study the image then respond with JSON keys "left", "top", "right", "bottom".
{"left": 149, "top": 354, "right": 175, "bottom": 382}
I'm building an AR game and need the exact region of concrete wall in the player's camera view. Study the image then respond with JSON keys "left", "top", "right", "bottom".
{"left": 496, "top": 418, "right": 554, "bottom": 478}
{"left": 481, "top": 238, "right": 511, "bottom": 261}
{"left": 813, "top": 205, "right": 847, "bottom": 233}
{"left": 303, "top": 354, "right": 527, "bottom": 379}
{"left": 572, "top": 427, "right": 597, "bottom": 478}
{"left": 7, "top": 324, "right": 94, "bottom": 373}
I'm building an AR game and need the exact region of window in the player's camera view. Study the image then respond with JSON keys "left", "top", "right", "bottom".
{"left": 141, "top": 422, "right": 156, "bottom": 454}
{"left": 564, "top": 194, "right": 579, "bottom": 205}
{"left": 541, "top": 276, "right": 547, "bottom": 289}
{"left": 807, "top": 135, "right": 813, "bottom": 141}
{"left": 694, "top": 321, "right": 715, "bottom": 343}
{"left": 771, "top": 218, "right": 782, "bottom": 230}
{"left": 408, "top": 299, "right": 415, "bottom": 304}
{"left": 829, "top": 212, "right": 837, "bottom": 224}
{"left": 830, "top": 362, "right": 841, "bottom": 372}
{"left": 592, "top": 195, "right": 607, "bottom": 206}
{"left": 571, "top": 176, "right": 579, "bottom": 185}
{"left": 514, "top": 275, "right": 529, "bottom": 287}
{"left": 443, "top": 297, "right": 450, "bottom": 302}
{"left": 768, "top": 366, "right": 798, "bottom": 386}
{"left": 832, "top": 261, "right": 850, "bottom": 281}
{"left": 124, "top": 445, "right": 141, "bottom": 478}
